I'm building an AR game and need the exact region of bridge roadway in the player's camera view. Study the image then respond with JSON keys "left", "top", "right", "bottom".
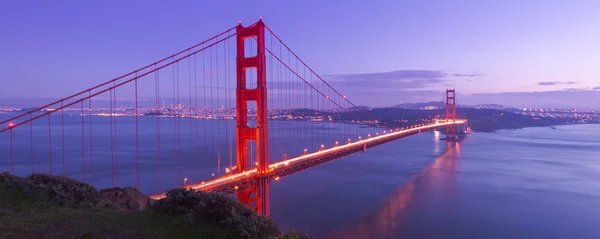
{"left": 149, "top": 120, "right": 466, "bottom": 200}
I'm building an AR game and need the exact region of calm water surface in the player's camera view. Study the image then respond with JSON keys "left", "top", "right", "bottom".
{"left": 271, "top": 124, "right": 600, "bottom": 238}
{"left": 1, "top": 113, "right": 599, "bottom": 238}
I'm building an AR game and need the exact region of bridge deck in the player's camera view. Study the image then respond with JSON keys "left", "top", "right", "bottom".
{"left": 149, "top": 120, "right": 465, "bottom": 199}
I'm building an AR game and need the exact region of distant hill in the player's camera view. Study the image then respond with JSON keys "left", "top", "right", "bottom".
{"left": 334, "top": 107, "right": 589, "bottom": 132}
{"left": 472, "top": 104, "right": 505, "bottom": 110}
{"left": 349, "top": 106, "right": 370, "bottom": 111}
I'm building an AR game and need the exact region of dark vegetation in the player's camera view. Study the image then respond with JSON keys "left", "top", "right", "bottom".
{"left": 0, "top": 172, "right": 307, "bottom": 239}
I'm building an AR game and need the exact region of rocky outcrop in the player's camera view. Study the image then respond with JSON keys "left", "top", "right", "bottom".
{"left": 100, "top": 187, "right": 156, "bottom": 211}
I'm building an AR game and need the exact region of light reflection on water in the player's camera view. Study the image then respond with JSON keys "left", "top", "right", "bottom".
{"left": 328, "top": 141, "right": 461, "bottom": 239}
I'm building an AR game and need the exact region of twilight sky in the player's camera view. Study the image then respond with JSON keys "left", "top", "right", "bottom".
{"left": 1, "top": 0, "right": 599, "bottom": 109}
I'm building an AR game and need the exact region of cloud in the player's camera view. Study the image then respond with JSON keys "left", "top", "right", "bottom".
{"left": 560, "top": 87, "right": 590, "bottom": 91}
{"left": 325, "top": 70, "right": 454, "bottom": 91}
{"left": 324, "top": 70, "right": 449, "bottom": 96}
{"left": 593, "top": 86, "right": 600, "bottom": 90}
{"left": 452, "top": 73, "right": 484, "bottom": 77}
{"left": 328, "top": 70, "right": 447, "bottom": 82}
{"left": 537, "top": 81, "right": 578, "bottom": 86}
{"left": 318, "top": 69, "right": 484, "bottom": 106}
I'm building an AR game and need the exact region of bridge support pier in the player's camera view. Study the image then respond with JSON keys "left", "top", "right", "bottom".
{"left": 236, "top": 176, "right": 270, "bottom": 215}
{"left": 235, "top": 20, "right": 271, "bottom": 217}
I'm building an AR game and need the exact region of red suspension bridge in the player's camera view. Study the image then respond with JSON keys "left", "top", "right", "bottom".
{"left": 0, "top": 19, "right": 466, "bottom": 217}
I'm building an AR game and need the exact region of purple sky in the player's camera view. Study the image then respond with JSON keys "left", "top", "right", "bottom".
{"left": 1, "top": 0, "right": 599, "bottom": 109}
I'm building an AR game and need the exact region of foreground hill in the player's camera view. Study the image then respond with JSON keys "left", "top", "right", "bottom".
{"left": 0, "top": 172, "right": 306, "bottom": 239}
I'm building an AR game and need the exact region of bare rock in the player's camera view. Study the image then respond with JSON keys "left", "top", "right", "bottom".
{"left": 100, "top": 187, "right": 155, "bottom": 211}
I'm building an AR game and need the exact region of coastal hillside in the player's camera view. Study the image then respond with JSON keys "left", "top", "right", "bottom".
{"left": 0, "top": 172, "right": 306, "bottom": 239}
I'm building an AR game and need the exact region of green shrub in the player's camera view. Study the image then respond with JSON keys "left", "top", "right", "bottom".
{"left": 154, "top": 188, "right": 281, "bottom": 239}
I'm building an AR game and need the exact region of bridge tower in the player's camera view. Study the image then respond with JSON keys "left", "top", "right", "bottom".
{"left": 235, "top": 20, "right": 270, "bottom": 217}
{"left": 445, "top": 89, "right": 457, "bottom": 140}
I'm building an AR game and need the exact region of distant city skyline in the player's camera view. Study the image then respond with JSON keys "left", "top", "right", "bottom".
{"left": 0, "top": 94, "right": 598, "bottom": 111}
{"left": 1, "top": 1, "right": 599, "bottom": 109}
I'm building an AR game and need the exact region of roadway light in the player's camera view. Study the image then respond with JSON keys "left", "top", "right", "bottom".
{"left": 211, "top": 173, "right": 215, "bottom": 177}
{"left": 335, "top": 141, "right": 339, "bottom": 145}
{"left": 184, "top": 177, "right": 188, "bottom": 185}
{"left": 304, "top": 148, "right": 308, "bottom": 153}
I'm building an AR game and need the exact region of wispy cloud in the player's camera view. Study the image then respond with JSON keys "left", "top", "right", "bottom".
{"left": 325, "top": 70, "right": 448, "bottom": 92}
{"left": 593, "top": 86, "right": 600, "bottom": 90}
{"left": 560, "top": 87, "right": 588, "bottom": 91}
{"left": 537, "top": 81, "right": 578, "bottom": 86}
{"left": 452, "top": 73, "right": 484, "bottom": 77}
{"left": 328, "top": 70, "right": 447, "bottom": 82}
{"left": 320, "top": 69, "right": 484, "bottom": 106}
{"left": 325, "top": 70, "right": 483, "bottom": 92}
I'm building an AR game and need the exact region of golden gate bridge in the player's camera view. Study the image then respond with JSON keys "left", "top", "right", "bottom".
{"left": 0, "top": 19, "right": 466, "bottom": 217}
